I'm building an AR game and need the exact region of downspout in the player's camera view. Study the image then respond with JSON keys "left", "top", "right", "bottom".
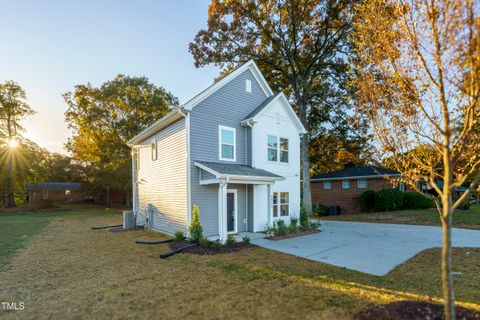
{"left": 244, "top": 125, "right": 249, "bottom": 231}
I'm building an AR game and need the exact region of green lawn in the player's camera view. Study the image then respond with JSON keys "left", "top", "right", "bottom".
{"left": 0, "top": 206, "right": 479, "bottom": 319}
{"left": 321, "top": 205, "right": 480, "bottom": 230}
{"left": 0, "top": 205, "right": 120, "bottom": 269}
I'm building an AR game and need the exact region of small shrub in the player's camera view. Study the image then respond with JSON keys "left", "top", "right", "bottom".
{"left": 188, "top": 204, "right": 203, "bottom": 243}
{"left": 174, "top": 231, "right": 186, "bottom": 242}
{"left": 310, "top": 220, "right": 321, "bottom": 229}
{"left": 289, "top": 217, "right": 299, "bottom": 233}
{"left": 403, "top": 192, "right": 435, "bottom": 209}
{"left": 375, "top": 188, "right": 404, "bottom": 211}
{"left": 358, "top": 190, "right": 376, "bottom": 212}
{"left": 212, "top": 240, "right": 222, "bottom": 250}
{"left": 299, "top": 201, "right": 310, "bottom": 230}
{"left": 275, "top": 220, "right": 288, "bottom": 236}
{"left": 225, "top": 235, "right": 236, "bottom": 246}
{"left": 242, "top": 235, "right": 251, "bottom": 244}
{"left": 312, "top": 203, "right": 329, "bottom": 217}
{"left": 265, "top": 225, "right": 275, "bottom": 237}
{"left": 199, "top": 237, "right": 211, "bottom": 248}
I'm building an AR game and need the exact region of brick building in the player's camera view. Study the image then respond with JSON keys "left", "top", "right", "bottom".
{"left": 311, "top": 166, "right": 405, "bottom": 214}
{"left": 26, "top": 182, "right": 84, "bottom": 204}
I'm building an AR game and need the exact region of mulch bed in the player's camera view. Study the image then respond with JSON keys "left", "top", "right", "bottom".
{"left": 266, "top": 229, "right": 320, "bottom": 241}
{"left": 109, "top": 226, "right": 144, "bottom": 233}
{"left": 168, "top": 240, "right": 256, "bottom": 255}
{"left": 355, "top": 301, "right": 480, "bottom": 320}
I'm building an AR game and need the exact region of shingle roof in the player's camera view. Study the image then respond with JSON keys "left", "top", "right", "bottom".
{"left": 195, "top": 160, "right": 283, "bottom": 179}
{"left": 311, "top": 166, "right": 399, "bottom": 181}
{"left": 243, "top": 93, "right": 281, "bottom": 121}
{"left": 26, "top": 182, "right": 81, "bottom": 191}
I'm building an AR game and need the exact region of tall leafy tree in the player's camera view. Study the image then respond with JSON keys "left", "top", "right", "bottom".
{"left": 189, "top": 0, "right": 357, "bottom": 211}
{"left": 352, "top": 0, "right": 480, "bottom": 318}
{"left": 0, "top": 81, "right": 35, "bottom": 207}
{"left": 64, "top": 75, "right": 178, "bottom": 207}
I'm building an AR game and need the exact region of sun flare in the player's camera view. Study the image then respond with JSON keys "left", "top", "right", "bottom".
{"left": 8, "top": 139, "right": 19, "bottom": 148}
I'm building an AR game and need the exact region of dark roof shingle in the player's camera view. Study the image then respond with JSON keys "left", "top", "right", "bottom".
{"left": 195, "top": 160, "right": 283, "bottom": 179}
{"left": 311, "top": 166, "right": 399, "bottom": 180}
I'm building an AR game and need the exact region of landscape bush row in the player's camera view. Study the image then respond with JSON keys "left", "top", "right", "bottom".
{"left": 358, "top": 189, "right": 435, "bottom": 212}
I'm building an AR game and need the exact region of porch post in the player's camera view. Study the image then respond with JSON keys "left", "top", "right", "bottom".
{"left": 218, "top": 181, "right": 228, "bottom": 243}
{"left": 267, "top": 184, "right": 272, "bottom": 227}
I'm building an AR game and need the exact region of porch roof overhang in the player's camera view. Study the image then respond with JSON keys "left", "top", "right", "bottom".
{"left": 194, "top": 160, "right": 284, "bottom": 185}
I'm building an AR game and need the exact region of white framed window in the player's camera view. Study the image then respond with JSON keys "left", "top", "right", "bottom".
{"left": 246, "top": 79, "right": 252, "bottom": 93}
{"left": 280, "top": 192, "right": 289, "bottom": 216}
{"left": 65, "top": 190, "right": 71, "bottom": 196}
{"left": 272, "top": 192, "right": 289, "bottom": 217}
{"left": 151, "top": 140, "right": 157, "bottom": 161}
{"left": 219, "top": 125, "right": 236, "bottom": 161}
{"left": 267, "top": 134, "right": 289, "bottom": 163}
{"left": 272, "top": 192, "right": 279, "bottom": 217}
{"left": 323, "top": 181, "right": 332, "bottom": 189}
{"left": 342, "top": 180, "right": 350, "bottom": 189}
{"left": 357, "top": 179, "right": 368, "bottom": 189}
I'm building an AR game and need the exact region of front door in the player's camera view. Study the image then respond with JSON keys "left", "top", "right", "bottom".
{"left": 226, "top": 191, "right": 235, "bottom": 233}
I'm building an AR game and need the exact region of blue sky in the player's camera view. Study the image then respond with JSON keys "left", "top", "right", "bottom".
{"left": 0, "top": 0, "right": 219, "bottom": 153}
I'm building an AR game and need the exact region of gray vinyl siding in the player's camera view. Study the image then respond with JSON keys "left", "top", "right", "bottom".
{"left": 190, "top": 69, "right": 268, "bottom": 236}
{"left": 137, "top": 118, "right": 188, "bottom": 234}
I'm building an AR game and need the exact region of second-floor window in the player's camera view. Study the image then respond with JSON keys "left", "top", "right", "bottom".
{"left": 219, "top": 125, "right": 236, "bottom": 161}
{"left": 267, "top": 135, "right": 289, "bottom": 163}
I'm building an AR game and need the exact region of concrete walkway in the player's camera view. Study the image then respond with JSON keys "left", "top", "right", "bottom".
{"left": 251, "top": 221, "right": 480, "bottom": 276}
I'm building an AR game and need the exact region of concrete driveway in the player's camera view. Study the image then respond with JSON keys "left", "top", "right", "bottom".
{"left": 251, "top": 221, "right": 480, "bottom": 276}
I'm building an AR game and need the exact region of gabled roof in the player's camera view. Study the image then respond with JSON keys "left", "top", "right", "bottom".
{"left": 241, "top": 92, "right": 307, "bottom": 134}
{"left": 243, "top": 93, "right": 281, "bottom": 120}
{"left": 194, "top": 160, "right": 283, "bottom": 180}
{"left": 183, "top": 60, "right": 274, "bottom": 110}
{"left": 26, "top": 182, "right": 81, "bottom": 191}
{"left": 311, "top": 166, "right": 400, "bottom": 181}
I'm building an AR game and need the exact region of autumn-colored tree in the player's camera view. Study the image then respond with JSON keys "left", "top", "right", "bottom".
{"left": 353, "top": 0, "right": 480, "bottom": 318}
{"left": 189, "top": 0, "right": 357, "bottom": 211}
{"left": 0, "top": 81, "right": 35, "bottom": 207}
{"left": 64, "top": 75, "right": 178, "bottom": 207}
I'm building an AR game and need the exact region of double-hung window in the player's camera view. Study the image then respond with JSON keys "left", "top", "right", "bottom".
{"left": 272, "top": 192, "right": 289, "bottom": 217}
{"left": 357, "top": 179, "right": 368, "bottom": 189}
{"left": 323, "top": 181, "right": 332, "bottom": 189}
{"left": 267, "top": 135, "right": 289, "bottom": 163}
{"left": 219, "top": 126, "right": 236, "bottom": 161}
{"left": 342, "top": 180, "right": 350, "bottom": 189}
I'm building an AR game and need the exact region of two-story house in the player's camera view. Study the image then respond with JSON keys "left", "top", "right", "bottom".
{"left": 128, "top": 60, "right": 306, "bottom": 243}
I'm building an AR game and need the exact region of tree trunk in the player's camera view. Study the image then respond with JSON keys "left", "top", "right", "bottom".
{"left": 301, "top": 132, "right": 312, "bottom": 212}
{"left": 7, "top": 154, "right": 15, "bottom": 208}
{"left": 106, "top": 188, "right": 111, "bottom": 208}
{"left": 441, "top": 209, "right": 455, "bottom": 320}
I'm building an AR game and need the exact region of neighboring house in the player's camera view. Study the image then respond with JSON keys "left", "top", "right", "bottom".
{"left": 311, "top": 166, "right": 405, "bottom": 214}
{"left": 128, "top": 60, "right": 306, "bottom": 242}
{"left": 26, "top": 182, "right": 83, "bottom": 204}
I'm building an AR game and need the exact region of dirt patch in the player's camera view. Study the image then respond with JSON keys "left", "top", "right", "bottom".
{"left": 355, "top": 300, "right": 480, "bottom": 320}
{"left": 168, "top": 240, "right": 256, "bottom": 255}
{"left": 108, "top": 226, "right": 144, "bottom": 233}
{"left": 266, "top": 229, "right": 320, "bottom": 241}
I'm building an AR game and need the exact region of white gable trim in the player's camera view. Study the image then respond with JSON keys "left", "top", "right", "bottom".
{"left": 242, "top": 92, "right": 307, "bottom": 134}
{"left": 183, "top": 60, "right": 274, "bottom": 110}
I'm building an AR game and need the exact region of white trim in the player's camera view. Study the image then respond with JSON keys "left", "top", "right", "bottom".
{"left": 226, "top": 189, "right": 238, "bottom": 234}
{"left": 311, "top": 174, "right": 401, "bottom": 182}
{"left": 128, "top": 108, "right": 188, "bottom": 145}
{"left": 194, "top": 161, "right": 284, "bottom": 183}
{"left": 241, "top": 92, "right": 307, "bottom": 134}
{"left": 218, "top": 125, "right": 236, "bottom": 162}
{"left": 183, "top": 60, "right": 274, "bottom": 110}
{"left": 186, "top": 113, "right": 192, "bottom": 228}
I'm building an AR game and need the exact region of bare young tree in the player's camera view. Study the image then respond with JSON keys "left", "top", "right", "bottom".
{"left": 352, "top": 0, "right": 480, "bottom": 319}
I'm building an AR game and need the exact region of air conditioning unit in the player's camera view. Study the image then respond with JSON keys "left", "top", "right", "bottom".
{"left": 123, "top": 211, "right": 136, "bottom": 229}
